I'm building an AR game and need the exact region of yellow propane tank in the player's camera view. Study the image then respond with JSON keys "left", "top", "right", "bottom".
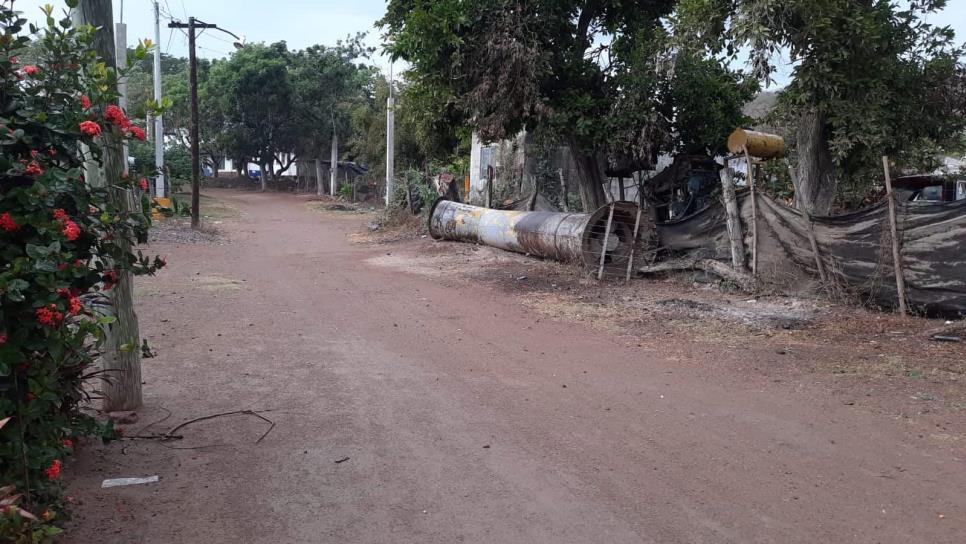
{"left": 727, "top": 129, "right": 785, "bottom": 159}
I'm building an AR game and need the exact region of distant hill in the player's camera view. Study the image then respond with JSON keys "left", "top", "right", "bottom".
{"left": 743, "top": 91, "right": 779, "bottom": 121}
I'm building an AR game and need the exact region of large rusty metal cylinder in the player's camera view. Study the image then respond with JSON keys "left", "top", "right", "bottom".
{"left": 428, "top": 199, "right": 645, "bottom": 271}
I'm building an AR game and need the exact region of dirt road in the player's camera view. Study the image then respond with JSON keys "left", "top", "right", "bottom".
{"left": 66, "top": 190, "right": 965, "bottom": 543}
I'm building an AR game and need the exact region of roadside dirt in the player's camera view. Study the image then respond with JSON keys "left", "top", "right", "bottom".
{"left": 63, "top": 189, "right": 965, "bottom": 544}
{"left": 366, "top": 229, "right": 966, "bottom": 423}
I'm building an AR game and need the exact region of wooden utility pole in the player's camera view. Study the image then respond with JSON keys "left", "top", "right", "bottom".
{"left": 72, "top": 0, "right": 142, "bottom": 411}
{"left": 881, "top": 156, "right": 908, "bottom": 315}
{"left": 169, "top": 18, "right": 216, "bottom": 229}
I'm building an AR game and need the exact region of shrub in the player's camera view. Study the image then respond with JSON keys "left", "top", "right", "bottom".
{"left": 0, "top": 4, "right": 163, "bottom": 539}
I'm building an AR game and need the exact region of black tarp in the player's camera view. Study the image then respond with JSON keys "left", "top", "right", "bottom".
{"left": 656, "top": 193, "right": 966, "bottom": 317}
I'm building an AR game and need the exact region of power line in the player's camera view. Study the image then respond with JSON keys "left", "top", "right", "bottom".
{"left": 164, "top": 26, "right": 174, "bottom": 55}
{"left": 196, "top": 44, "right": 231, "bottom": 57}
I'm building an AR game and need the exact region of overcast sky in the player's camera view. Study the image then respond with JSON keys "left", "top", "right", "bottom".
{"left": 12, "top": 0, "right": 966, "bottom": 85}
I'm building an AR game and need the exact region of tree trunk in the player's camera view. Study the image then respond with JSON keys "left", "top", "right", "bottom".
{"left": 315, "top": 157, "right": 324, "bottom": 196}
{"left": 796, "top": 110, "right": 837, "bottom": 215}
{"left": 73, "top": 0, "right": 142, "bottom": 411}
{"left": 259, "top": 161, "right": 267, "bottom": 192}
{"left": 567, "top": 135, "right": 607, "bottom": 212}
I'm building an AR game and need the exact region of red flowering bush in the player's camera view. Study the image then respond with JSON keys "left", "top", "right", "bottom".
{"left": 1, "top": 4, "right": 163, "bottom": 541}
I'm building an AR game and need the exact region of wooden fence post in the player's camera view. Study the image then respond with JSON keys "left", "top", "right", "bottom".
{"left": 744, "top": 148, "right": 759, "bottom": 275}
{"left": 624, "top": 204, "right": 644, "bottom": 282}
{"left": 558, "top": 168, "right": 569, "bottom": 212}
{"left": 720, "top": 160, "right": 748, "bottom": 272}
{"left": 597, "top": 203, "right": 615, "bottom": 280}
{"left": 881, "top": 156, "right": 908, "bottom": 315}
{"left": 485, "top": 165, "right": 493, "bottom": 209}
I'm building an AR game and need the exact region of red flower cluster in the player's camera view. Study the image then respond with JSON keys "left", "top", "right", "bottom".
{"left": 139, "top": 177, "right": 149, "bottom": 191}
{"left": 63, "top": 220, "right": 81, "bottom": 241}
{"left": 128, "top": 125, "right": 146, "bottom": 140}
{"left": 0, "top": 211, "right": 18, "bottom": 231}
{"left": 36, "top": 304, "right": 64, "bottom": 327}
{"left": 79, "top": 120, "right": 101, "bottom": 136}
{"left": 104, "top": 104, "right": 130, "bottom": 129}
{"left": 80, "top": 94, "right": 91, "bottom": 109}
{"left": 24, "top": 160, "right": 44, "bottom": 176}
{"left": 53, "top": 209, "right": 81, "bottom": 241}
{"left": 44, "top": 459, "right": 61, "bottom": 480}
{"left": 23, "top": 64, "right": 39, "bottom": 76}
{"left": 0, "top": 333, "right": 7, "bottom": 344}
{"left": 68, "top": 296, "right": 82, "bottom": 315}
{"left": 62, "top": 438, "right": 74, "bottom": 448}
{"left": 57, "top": 288, "right": 83, "bottom": 315}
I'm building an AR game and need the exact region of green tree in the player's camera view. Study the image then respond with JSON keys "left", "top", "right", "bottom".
{"left": 346, "top": 74, "right": 460, "bottom": 180}
{"left": 382, "top": 0, "right": 688, "bottom": 210}
{"left": 380, "top": 1, "right": 754, "bottom": 210}
{"left": 290, "top": 36, "right": 374, "bottom": 192}
{"left": 677, "top": 0, "right": 966, "bottom": 213}
{"left": 206, "top": 42, "right": 297, "bottom": 190}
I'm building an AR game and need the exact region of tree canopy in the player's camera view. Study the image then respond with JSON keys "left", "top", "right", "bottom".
{"left": 676, "top": 0, "right": 966, "bottom": 213}
{"left": 380, "top": 0, "right": 756, "bottom": 210}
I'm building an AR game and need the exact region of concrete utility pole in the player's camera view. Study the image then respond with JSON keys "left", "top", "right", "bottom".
{"left": 115, "top": 19, "right": 128, "bottom": 176}
{"left": 153, "top": 0, "right": 165, "bottom": 197}
{"left": 72, "top": 0, "right": 143, "bottom": 411}
{"left": 385, "top": 65, "right": 395, "bottom": 206}
{"left": 330, "top": 126, "right": 338, "bottom": 196}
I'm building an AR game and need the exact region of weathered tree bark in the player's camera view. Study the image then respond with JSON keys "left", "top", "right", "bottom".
{"left": 568, "top": 136, "right": 607, "bottom": 212}
{"left": 259, "top": 161, "right": 268, "bottom": 192}
{"left": 796, "top": 110, "right": 837, "bottom": 215}
{"left": 719, "top": 165, "right": 748, "bottom": 272}
{"left": 73, "top": 0, "right": 142, "bottom": 411}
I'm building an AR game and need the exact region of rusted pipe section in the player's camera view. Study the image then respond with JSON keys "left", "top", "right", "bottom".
{"left": 428, "top": 199, "right": 642, "bottom": 271}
